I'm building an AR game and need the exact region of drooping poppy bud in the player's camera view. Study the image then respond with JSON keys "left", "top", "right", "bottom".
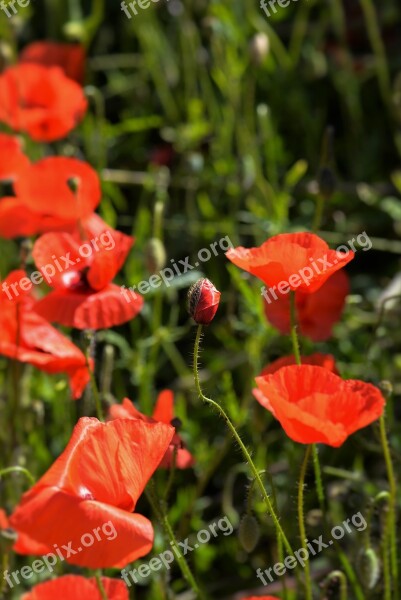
{"left": 187, "top": 278, "right": 221, "bottom": 325}
{"left": 238, "top": 514, "right": 260, "bottom": 553}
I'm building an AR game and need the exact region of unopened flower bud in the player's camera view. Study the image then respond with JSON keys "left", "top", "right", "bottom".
{"left": 249, "top": 33, "right": 270, "bottom": 65}
{"left": 238, "top": 514, "right": 260, "bottom": 553}
{"left": 379, "top": 380, "right": 393, "bottom": 399}
{"left": 187, "top": 278, "right": 221, "bottom": 325}
{"left": 145, "top": 238, "right": 167, "bottom": 274}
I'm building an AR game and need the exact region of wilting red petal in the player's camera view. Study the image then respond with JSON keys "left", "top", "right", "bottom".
{"left": 15, "top": 158, "right": 100, "bottom": 221}
{"left": 0, "top": 64, "right": 87, "bottom": 142}
{"left": 226, "top": 232, "right": 354, "bottom": 294}
{"left": 20, "top": 42, "right": 86, "bottom": 83}
{"left": 254, "top": 365, "right": 385, "bottom": 447}
{"left": 0, "top": 133, "right": 29, "bottom": 181}
{"left": 34, "top": 283, "right": 144, "bottom": 330}
{"left": 264, "top": 270, "right": 349, "bottom": 342}
{"left": 21, "top": 575, "right": 129, "bottom": 600}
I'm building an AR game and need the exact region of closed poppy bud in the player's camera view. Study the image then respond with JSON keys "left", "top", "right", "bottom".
{"left": 187, "top": 278, "right": 221, "bottom": 324}
{"left": 357, "top": 547, "right": 380, "bottom": 590}
{"left": 238, "top": 514, "right": 260, "bottom": 553}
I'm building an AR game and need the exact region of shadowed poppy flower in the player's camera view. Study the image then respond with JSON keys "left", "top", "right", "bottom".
{"left": 10, "top": 417, "right": 175, "bottom": 568}
{"left": 32, "top": 218, "right": 143, "bottom": 330}
{"left": 254, "top": 365, "right": 385, "bottom": 447}
{"left": 20, "top": 41, "right": 86, "bottom": 83}
{"left": 263, "top": 270, "right": 349, "bottom": 342}
{"left": 0, "top": 271, "right": 91, "bottom": 399}
{"left": 0, "top": 133, "right": 29, "bottom": 181}
{"left": 109, "top": 390, "right": 195, "bottom": 469}
{"left": 0, "top": 508, "right": 50, "bottom": 555}
{"left": 21, "top": 575, "right": 128, "bottom": 600}
{"left": 226, "top": 232, "right": 354, "bottom": 294}
{"left": 0, "top": 64, "right": 87, "bottom": 141}
{"left": 0, "top": 157, "right": 101, "bottom": 239}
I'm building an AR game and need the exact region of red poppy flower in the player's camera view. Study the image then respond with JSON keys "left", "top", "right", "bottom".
{"left": 260, "top": 353, "right": 338, "bottom": 376}
{"left": 226, "top": 232, "right": 354, "bottom": 294}
{"left": 32, "top": 218, "right": 143, "bottom": 330}
{"left": 187, "top": 278, "right": 221, "bottom": 324}
{"left": 242, "top": 597, "right": 280, "bottom": 600}
{"left": 109, "top": 390, "right": 195, "bottom": 469}
{"left": 254, "top": 365, "right": 385, "bottom": 447}
{"left": 0, "top": 133, "right": 30, "bottom": 181}
{"left": 0, "top": 64, "right": 87, "bottom": 141}
{"left": 10, "top": 417, "right": 174, "bottom": 568}
{"left": 20, "top": 41, "right": 86, "bottom": 83}
{"left": 21, "top": 575, "right": 128, "bottom": 600}
{"left": 263, "top": 270, "right": 349, "bottom": 342}
{"left": 0, "top": 157, "right": 101, "bottom": 239}
{"left": 0, "top": 270, "right": 91, "bottom": 399}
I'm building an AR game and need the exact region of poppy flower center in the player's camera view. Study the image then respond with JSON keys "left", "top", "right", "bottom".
{"left": 60, "top": 268, "right": 92, "bottom": 292}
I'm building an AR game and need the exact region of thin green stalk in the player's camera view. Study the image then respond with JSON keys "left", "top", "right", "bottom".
{"left": 312, "top": 194, "right": 325, "bottom": 233}
{"left": 85, "top": 351, "right": 103, "bottom": 422}
{"left": 379, "top": 414, "right": 398, "bottom": 597}
{"left": 193, "top": 325, "right": 293, "bottom": 556}
{"left": 298, "top": 445, "right": 313, "bottom": 600}
{"left": 95, "top": 572, "right": 108, "bottom": 600}
{"left": 145, "top": 485, "right": 204, "bottom": 599}
{"left": 0, "top": 467, "right": 35, "bottom": 486}
{"left": 290, "top": 291, "right": 325, "bottom": 510}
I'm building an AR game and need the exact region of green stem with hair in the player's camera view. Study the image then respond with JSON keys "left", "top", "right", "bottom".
{"left": 193, "top": 325, "right": 293, "bottom": 557}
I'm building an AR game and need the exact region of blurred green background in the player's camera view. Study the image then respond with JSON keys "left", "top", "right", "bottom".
{"left": 1, "top": 0, "right": 401, "bottom": 598}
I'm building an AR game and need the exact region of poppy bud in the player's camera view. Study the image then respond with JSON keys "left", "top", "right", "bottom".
{"left": 187, "top": 278, "right": 221, "bottom": 325}
{"left": 357, "top": 547, "right": 380, "bottom": 590}
{"left": 238, "top": 514, "right": 260, "bottom": 553}
{"left": 145, "top": 238, "right": 167, "bottom": 274}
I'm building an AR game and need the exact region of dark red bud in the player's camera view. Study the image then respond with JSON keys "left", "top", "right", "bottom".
{"left": 187, "top": 278, "right": 221, "bottom": 325}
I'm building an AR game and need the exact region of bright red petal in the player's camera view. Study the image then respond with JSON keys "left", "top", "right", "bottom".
{"left": 21, "top": 575, "right": 128, "bottom": 600}
{"left": 0, "top": 133, "right": 30, "bottom": 181}
{"left": 20, "top": 42, "right": 86, "bottom": 83}
{"left": 32, "top": 232, "right": 86, "bottom": 288}
{"left": 152, "top": 390, "right": 175, "bottom": 424}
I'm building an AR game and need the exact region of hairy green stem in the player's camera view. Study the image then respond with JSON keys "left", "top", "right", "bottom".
{"left": 0, "top": 467, "right": 35, "bottom": 486}
{"left": 193, "top": 325, "right": 293, "bottom": 556}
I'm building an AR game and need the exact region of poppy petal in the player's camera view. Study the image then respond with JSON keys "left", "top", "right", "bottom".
{"left": 21, "top": 575, "right": 128, "bottom": 600}
{"left": 152, "top": 390, "right": 175, "bottom": 424}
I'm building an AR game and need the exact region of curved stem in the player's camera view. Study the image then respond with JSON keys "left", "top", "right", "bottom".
{"left": 0, "top": 467, "right": 35, "bottom": 487}
{"left": 379, "top": 413, "right": 398, "bottom": 597}
{"left": 298, "top": 445, "right": 313, "bottom": 600}
{"left": 145, "top": 485, "right": 204, "bottom": 599}
{"left": 193, "top": 325, "right": 293, "bottom": 556}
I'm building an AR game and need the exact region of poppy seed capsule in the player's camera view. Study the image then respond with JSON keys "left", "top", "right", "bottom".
{"left": 187, "top": 278, "right": 221, "bottom": 325}
{"left": 238, "top": 514, "right": 260, "bottom": 553}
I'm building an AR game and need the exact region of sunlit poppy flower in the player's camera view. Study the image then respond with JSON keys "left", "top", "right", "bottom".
{"left": 0, "top": 271, "right": 91, "bottom": 399}
{"left": 263, "top": 270, "right": 349, "bottom": 342}
{"left": 187, "top": 278, "right": 221, "bottom": 324}
{"left": 254, "top": 365, "right": 385, "bottom": 447}
{"left": 32, "top": 219, "right": 143, "bottom": 330}
{"left": 109, "top": 390, "right": 195, "bottom": 469}
{"left": 20, "top": 41, "right": 86, "bottom": 83}
{"left": 0, "top": 64, "right": 87, "bottom": 141}
{"left": 260, "top": 353, "right": 338, "bottom": 375}
{"left": 226, "top": 232, "right": 354, "bottom": 294}
{"left": 21, "top": 575, "right": 128, "bottom": 600}
{"left": 0, "top": 157, "right": 101, "bottom": 239}
{"left": 0, "top": 133, "right": 29, "bottom": 181}
{"left": 10, "top": 417, "right": 174, "bottom": 568}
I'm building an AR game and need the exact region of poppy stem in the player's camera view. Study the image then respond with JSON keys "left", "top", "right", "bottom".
{"left": 95, "top": 572, "right": 108, "bottom": 600}
{"left": 290, "top": 292, "right": 325, "bottom": 511}
{"left": 0, "top": 466, "right": 35, "bottom": 487}
{"left": 379, "top": 413, "right": 399, "bottom": 597}
{"left": 298, "top": 445, "right": 313, "bottom": 600}
{"left": 193, "top": 325, "right": 294, "bottom": 557}
{"left": 145, "top": 484, "right": 205, "bottom": 599}
{"left": 84, "top": 337, "right": 103, "bottom": 421}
